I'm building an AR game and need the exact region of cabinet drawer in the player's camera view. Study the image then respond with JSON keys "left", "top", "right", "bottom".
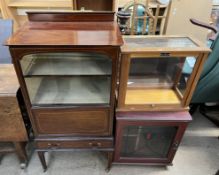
{"left": 32, "top": 108, "right": 110, "bottom": 136}
{"left": 36, "top": 140, "right": 113, "bottom": 150}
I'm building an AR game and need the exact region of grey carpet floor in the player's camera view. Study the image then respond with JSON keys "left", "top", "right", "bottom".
{"left": 0, "top": 111, "right": 218, "bottom": 175}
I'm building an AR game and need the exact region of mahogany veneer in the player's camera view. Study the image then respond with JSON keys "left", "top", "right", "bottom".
{"left": 6, "top": 12, "right": 123, "bottom": 171}
{"left": 114, "top": 111, "right": 192, "bottom": 165}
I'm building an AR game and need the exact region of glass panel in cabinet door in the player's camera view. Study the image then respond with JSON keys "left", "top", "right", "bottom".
{"left": 125, "top": 56, "right": 197, "bottom": 105}
{"left": 19, "top": 52, "right": 112, "bottom": 106}
{"left": 120, "top": 125, "right": 177, "bottom": 158}
{"left": 124, "top": 37, "right": 198, "bottom": 49}
{"left": 25, "top": 76, "right": 111, "bottom": 106}
{"left": 20, "top": 52, "right": 112, "bottom": 76}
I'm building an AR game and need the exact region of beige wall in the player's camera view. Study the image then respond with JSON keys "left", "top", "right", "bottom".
{"left": 166, "top": 0, "right": 212, "bottom": 43}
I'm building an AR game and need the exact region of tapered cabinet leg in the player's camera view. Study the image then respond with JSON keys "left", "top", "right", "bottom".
{"left": 106, "top": 152, "right": 113, "bottom": 172}
{"left": 14, "top": 142, "right": 28, "bottom": 169}
{"left": 38, "top": 151, "right": 47, "bottom": 172}
{"left": 0, "top": 154, "right": 3, "bottom": 165}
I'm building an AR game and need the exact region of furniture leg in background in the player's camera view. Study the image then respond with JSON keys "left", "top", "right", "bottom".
{"left": 0, "top": 65, "right": 29, "bottom": 168}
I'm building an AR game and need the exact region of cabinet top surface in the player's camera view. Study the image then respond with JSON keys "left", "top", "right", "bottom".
{"left": 0, "top": 64, "right": 19, "bottom": 94}
{"left": 116, "top": 111, "right": 192, "bottom": 121}
{"left": 121, "top": 36, "right": 211, "bottom": 53}
{"left": 6, "top": 21, "right": 124, "bottom": 46}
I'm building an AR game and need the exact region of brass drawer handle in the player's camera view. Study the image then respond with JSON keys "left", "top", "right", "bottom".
{"left": 151, "top": 104, "right": 155, "bottom": 108}
{"left": 88, "top": 142, "right": 102, "bottom": 147}
{"left": 47, "top": 143, "right": 60, "bottom": 149}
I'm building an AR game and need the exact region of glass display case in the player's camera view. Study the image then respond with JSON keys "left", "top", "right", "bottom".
{"left": 118, "top": 36, "right": 210, "bottom": 111}
{"left": 114, "top": 111, "right": 192, "bottom": 164}
{"left": 7, "top": 12, "right": 123, "bottom": 171}
{"left": 17, "top": 51, "right": 115, "bottom": 136}
{"left": 11, "top": 47, "right": 119, "bottom": 137}
{"left": 20, "top": 52, "right": 112, "bottom": 106}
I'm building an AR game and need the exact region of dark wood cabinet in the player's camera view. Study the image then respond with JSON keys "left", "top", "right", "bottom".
{"left": 6, "top": 12, "right": 123, "bottom": 171}
{"left": 114, "top": 111, "right": 192, "bottom": 165}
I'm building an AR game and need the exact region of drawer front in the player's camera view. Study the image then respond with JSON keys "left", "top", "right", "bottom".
{"left": 32, "top": 108, "right": 110, "bottom": 136}
{"left": 36, "top": 140, "right": 113, "bottom": 150}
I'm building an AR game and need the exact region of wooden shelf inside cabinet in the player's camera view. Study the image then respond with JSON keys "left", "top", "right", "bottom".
{"left": 8, "top": 0, "right": 73, "bottom": 8}
{"left": 125, "top": 89, "right": 181, "bottom": 105}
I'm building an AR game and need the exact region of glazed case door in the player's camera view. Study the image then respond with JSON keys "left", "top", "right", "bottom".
{"left": 118, "top": 36, "right": 210, "bottom": 110}
{"left": 114, "top": 120, "right": 186, "bottom": 164}
{"left": 19, "top": 52, "right": 112, "bottom": 107}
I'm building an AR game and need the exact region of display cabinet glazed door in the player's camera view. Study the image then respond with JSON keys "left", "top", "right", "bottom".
{"left": 17, "top": 51, "right": 115, "bottom": 136}
{"left": 19, "top": 52, "right": 112, "bottom": 107}
{"left": 6, "top": 12, "right": 123, "bottom": 172}
{"left": 118, "top": 36, "right": 210, "bottom": 111}
{"left": 114, "top": 119, "right": 188, "bottom": 164}
{"left": 124, "top": 56, "right": 198, "bottom": 107}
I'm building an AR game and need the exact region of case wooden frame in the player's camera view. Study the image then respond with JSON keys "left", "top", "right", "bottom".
{"left": 113, "top": 111, "right": 192, "bottom": 165}
{"left": 117, "top": 35, "right": 210, "bottom": 112}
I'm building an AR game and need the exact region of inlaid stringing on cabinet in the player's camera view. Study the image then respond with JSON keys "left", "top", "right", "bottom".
{"left": 6, "top": 12, "right": 123, "bottom": 171}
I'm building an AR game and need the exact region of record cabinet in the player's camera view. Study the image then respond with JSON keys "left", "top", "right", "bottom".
{"left": 6, "top": 12, "right": 123, "bottom": 171}
{"left": 114, "top": 111, "right": 192, "bottom": 165}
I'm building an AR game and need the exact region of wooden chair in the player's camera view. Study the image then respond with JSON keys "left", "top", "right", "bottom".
{"left": 121, "top": 0, "right": 172, "bottom": 35}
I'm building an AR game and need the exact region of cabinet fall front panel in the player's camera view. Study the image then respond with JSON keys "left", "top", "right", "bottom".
{"left": 32, "top": 108, "right": 110, "bottom": 136}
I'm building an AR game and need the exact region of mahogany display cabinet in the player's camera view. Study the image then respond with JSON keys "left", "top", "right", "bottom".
{"left": 113, "top": 111, "right": 192, "bottom": 165}
{"left": 6, "top": 12, "right": 123, "bottom": 171}
{"left": 117, "top": 36, "right": 210, "bottom": 111}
